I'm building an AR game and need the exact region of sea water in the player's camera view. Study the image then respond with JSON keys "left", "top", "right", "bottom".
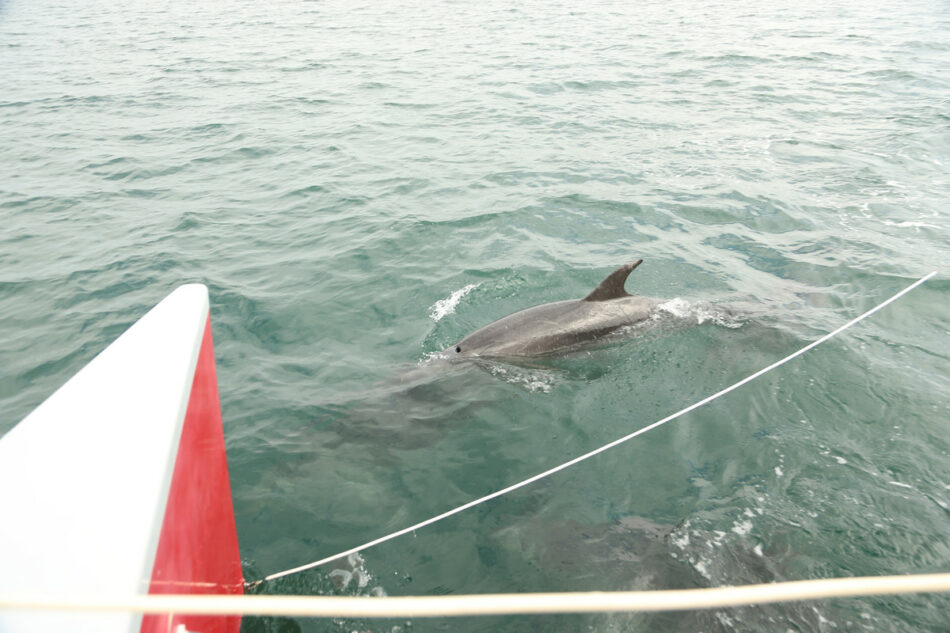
{"left": 2, "top": 0, "right": 949, "bottom": 631}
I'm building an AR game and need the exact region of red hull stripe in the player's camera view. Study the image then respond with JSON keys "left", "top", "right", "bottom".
{"left": 142, "top": 316, "right": 244, "bottom": 633}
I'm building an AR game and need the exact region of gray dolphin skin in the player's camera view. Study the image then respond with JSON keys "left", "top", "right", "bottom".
{"left": 445, "top": 259, "right": 657, "bottom": 358}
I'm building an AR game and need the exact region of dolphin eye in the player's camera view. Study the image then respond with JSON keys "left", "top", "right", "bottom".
{"left": 455, "top": 346, "right": 462, "bottom": 353}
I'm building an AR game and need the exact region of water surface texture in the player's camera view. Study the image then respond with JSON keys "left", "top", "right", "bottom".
{"left": 2, "top": 0, "right": 950, "bottom": 631}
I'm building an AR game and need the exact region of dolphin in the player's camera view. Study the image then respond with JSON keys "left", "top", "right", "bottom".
{"left": 444, "top": 259, "right": 657, "bottom": 358}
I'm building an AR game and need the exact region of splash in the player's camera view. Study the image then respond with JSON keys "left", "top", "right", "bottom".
{"left": 484, "top": 363, "right": 557, "bottom": 393}
{"left": 654, "top": 297, "right": 745, "bottom": 329}
{"left": 327, "top": 552, "right": 386, "bottom": 596}
{"left": 428, "top": 283, "right": 479, "bottom": 322}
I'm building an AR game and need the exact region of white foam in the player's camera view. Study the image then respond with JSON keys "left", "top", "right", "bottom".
{"left": 655, "top": 297, "right": 692, "bottom": 319}
{"left": 732, "top": 520, "right": 753, "bottom": 536}
{"left": 486, "top": 363, "right": 556, "bottom": 393}
{"left": 428, "top": 283, "right": 479, "bottom": 321}
{"left": 328, "top": 552, "right": 384, "bottom": 596}
{"left": 328, "top": 568, "right": 352, "bottom": 589}
{"left": 883, "top": 220, "right": 940, "bottom": 231}
{"left": 654, "top": 297, "right": 744, "bottom": 329}
{"left": 716, "top": 612, "right": 736, "bottom": 627}
{"left": 670, "top": 522, "right": 691, "bottom": 550}
{"left": 694, "top": 559, "right": 711, "bottom": 579}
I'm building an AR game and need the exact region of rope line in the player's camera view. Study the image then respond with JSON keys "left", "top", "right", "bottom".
{"left": 256, "top": 270, "right": 938, "bottom": 586}
{"left": 5, "top": 573, "right": 950, "bottom": 617}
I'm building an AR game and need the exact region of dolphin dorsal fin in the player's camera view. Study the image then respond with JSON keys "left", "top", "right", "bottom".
{"left": 583, "top": 259, "right": 643, "bottom": 302}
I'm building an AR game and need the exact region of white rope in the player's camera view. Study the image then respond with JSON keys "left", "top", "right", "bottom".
{"left": 4, "top": 573, "right": 950, "bottom": 617}
{"left": 257, "top": 270, "right": 939, "bottom": 585}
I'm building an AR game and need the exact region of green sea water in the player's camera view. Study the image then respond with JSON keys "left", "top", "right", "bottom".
{"left": 2, "top": 0, "right": 950, "bottom": 631}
